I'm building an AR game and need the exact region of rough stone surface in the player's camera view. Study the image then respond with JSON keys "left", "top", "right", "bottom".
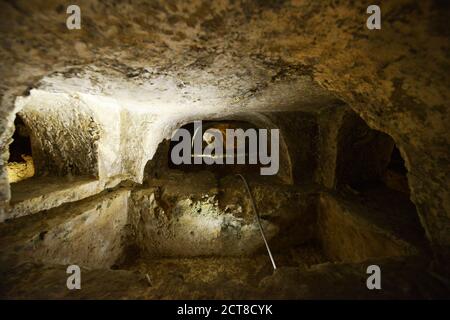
{"left": 1, "top": 176, "right": 122, "bottom": 221}
{"left": 0, "top": 1, "right": 448, "bottom": 260}
{"left": 128, "top": 172, "right": 317, "bottom": 257}
{"left": 318, "top": 192, "right": 423, "bottom": 262}
{"left": 1, "top": 254, "right": 447, "bottom": 299}
{"left": 0, "top": 0, "right": 449, "bottom": 297}
{"left": 0, "top": 169, "right": 445, "bottom": 299}
{"left": 0, "top": 188, "right": 131, "bottom": 268}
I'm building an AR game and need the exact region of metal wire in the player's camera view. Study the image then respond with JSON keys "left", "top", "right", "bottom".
{"left": 235, "top": 174, "right": 277, "bottom": 270}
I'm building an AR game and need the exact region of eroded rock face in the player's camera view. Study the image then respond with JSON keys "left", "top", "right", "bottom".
{"left": 0, "top": 0, "right": 448, "bottom": 272}
{"left": 0, "top": 170, "right": 425, "bottom": 267}
{"left": 0, "top": 189, "right": 131, "bottom": 268}
{"left": 318, "top": 192, "right": 420, "bottom": 262}
{"left": 17, "top": 93, "right": 101, "bottom": 177}
{"left": 128, "top": 172, "right": 317, "bottom": 257}
{"left": 129, "top": 187, "right": 272, "bottom": 257}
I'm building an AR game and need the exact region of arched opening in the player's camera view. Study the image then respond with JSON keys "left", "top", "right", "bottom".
{"left": 318, "top": 111, "right": 429, "bottom": 263}
{"left": 6, "top": 115, "right": 35, "bottom": 183}
{"left": 4, "top": 94, "right": 104, "bottom": 220}
{"left": 335, "top": 112, "right": 415, "bottom": 198}
{"left": 143, "top": 117, "right": 292, "bottom": 184}
{"left": 135, "top": 118, "right": 318, "bottom": 261}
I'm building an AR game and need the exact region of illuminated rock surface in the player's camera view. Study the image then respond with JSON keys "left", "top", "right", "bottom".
{"left": 0, "top": 0, "right": 448, "bottom": 299}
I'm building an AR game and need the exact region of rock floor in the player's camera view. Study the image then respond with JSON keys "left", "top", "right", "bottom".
{"left": 0, "top": 172, "right": 448, "bottom": 299}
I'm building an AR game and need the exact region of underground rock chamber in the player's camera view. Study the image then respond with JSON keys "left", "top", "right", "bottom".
{"left": 0, "top": 0, "right": 448, "bottom": 300}
{"left": 1, "top": 99, "right": 445, "bottom": 300}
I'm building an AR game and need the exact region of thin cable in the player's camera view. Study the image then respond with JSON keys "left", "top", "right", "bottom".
{"left": 192, "top": 125, "right": 201, "bottom": 148}
{"left": 235, "top": 174, "right": 277, "bottom": 270}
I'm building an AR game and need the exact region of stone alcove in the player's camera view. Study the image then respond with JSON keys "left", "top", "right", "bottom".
{"left": 6, "top": 114, "right": 34, "bottom": 184}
